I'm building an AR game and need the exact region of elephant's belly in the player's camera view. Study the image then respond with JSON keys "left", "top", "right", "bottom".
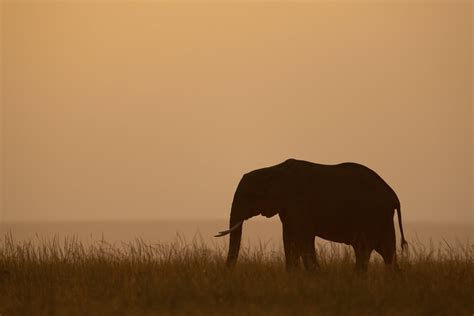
{"left": 315, "top": 231, "right": 352, "bottom": 244}
{"left": 313, "top": 218, "right": 364, "bottom": 245}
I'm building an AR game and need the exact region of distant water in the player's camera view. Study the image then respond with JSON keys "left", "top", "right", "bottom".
{"left": 1, "top": 219, "right": 473, "bottom": 250}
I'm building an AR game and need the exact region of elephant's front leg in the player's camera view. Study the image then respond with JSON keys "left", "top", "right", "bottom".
{"left": 282, "top": 222, "right": 301, "bottom": 271}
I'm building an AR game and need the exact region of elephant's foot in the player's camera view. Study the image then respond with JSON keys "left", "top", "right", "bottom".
{"left": 385, "top": 262, "right": 403, "bottom": 273}
{"left": 285, "top": 264, "right": 299, "bottom": 273}
{"left": 354, "top": 263, "right": 369, "bottom": 274}
{"left": 284, "top": 256, "right": 301, "bottom": 272}
{"left": 302, "top": 253, "right": 319, "bottom": 271}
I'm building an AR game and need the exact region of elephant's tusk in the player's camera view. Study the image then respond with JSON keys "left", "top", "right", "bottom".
{"left": 214, "top": 220, "right": 244, "bottom": 237}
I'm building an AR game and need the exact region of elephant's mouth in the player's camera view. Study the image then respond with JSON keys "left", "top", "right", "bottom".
{"left": 214, "top": 220, "right": 244, "bottom": 237}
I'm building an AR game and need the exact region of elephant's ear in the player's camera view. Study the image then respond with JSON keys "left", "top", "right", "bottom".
{"left": 260, "top": 172, "right": 281, "bottom": 218}
{"left": 260, "top": 164, "right": 298, "bottom": 218}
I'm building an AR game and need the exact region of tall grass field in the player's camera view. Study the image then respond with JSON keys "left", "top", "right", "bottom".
{"left": 0, "top": 233, "right": 472, "bottom": 316}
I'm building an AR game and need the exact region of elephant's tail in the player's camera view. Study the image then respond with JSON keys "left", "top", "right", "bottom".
{"left": 396, "top": 203, "right": 408, "bottom": 251}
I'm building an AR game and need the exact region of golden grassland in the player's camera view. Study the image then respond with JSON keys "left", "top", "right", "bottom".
{"left": 0, "top": 234, "right": 472, "bottom": 316}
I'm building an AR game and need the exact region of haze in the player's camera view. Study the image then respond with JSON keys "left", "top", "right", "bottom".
{"left": 0, "top": 1, "right": 472, "bottom": 223}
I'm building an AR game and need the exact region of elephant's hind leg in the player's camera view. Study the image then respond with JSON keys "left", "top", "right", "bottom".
{"left": 354, "top": 246, "right": 372, "bottom": 272}
{"left": 301, "top": 237, "right": 319, "bottom": 271}
{"left": 376, "top": 248, "right": 402, "bottom": 272}
{"left": 375, "top": 241, "right": 396, "bottom": 267}
{"left": 375, "top": 221, "right": 400, "bottom": 271}
{"left": 382, "top": 251, "right": 400, "bottom": 271}
{"left": 352, "top": 236, "right": 373, "bottom": 273}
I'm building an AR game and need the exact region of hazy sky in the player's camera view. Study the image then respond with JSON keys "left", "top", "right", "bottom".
{"left": 1, "top": 1, "right": 472, "bottom": 223}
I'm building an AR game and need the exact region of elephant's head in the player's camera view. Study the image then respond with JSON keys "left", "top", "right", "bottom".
{"left": 215, "top": 166, "right": 287, "bottom": 267}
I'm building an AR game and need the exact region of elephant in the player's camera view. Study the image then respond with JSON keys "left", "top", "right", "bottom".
{"left": 215, "top": 158, "right": 408, "bottom": 272}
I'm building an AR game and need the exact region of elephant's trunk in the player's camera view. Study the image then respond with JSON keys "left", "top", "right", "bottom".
{"left": 226, "top": 213, "right": 244, "bottom": 267}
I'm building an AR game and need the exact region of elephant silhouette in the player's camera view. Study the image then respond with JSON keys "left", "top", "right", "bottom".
{"left": 216, "top": 159, "right": 408, "bottom": 272}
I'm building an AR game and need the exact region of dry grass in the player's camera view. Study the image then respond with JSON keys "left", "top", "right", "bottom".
{"left": 0, "top": 233, "right": 472, "bottom": 316}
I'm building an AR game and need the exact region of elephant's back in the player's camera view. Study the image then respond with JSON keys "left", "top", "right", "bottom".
{"left": 282, "top": 159, "right": 388, "bottom": 184}
{"left": 337, "top": 162, "right": 398, "bottom": 203}
{"left": 283, "top": 160, "right": 399, "bottom": 209}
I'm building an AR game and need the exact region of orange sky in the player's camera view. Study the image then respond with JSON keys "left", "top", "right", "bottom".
{"left": 1, "top": 1, "right": 472, "bottom": 223}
